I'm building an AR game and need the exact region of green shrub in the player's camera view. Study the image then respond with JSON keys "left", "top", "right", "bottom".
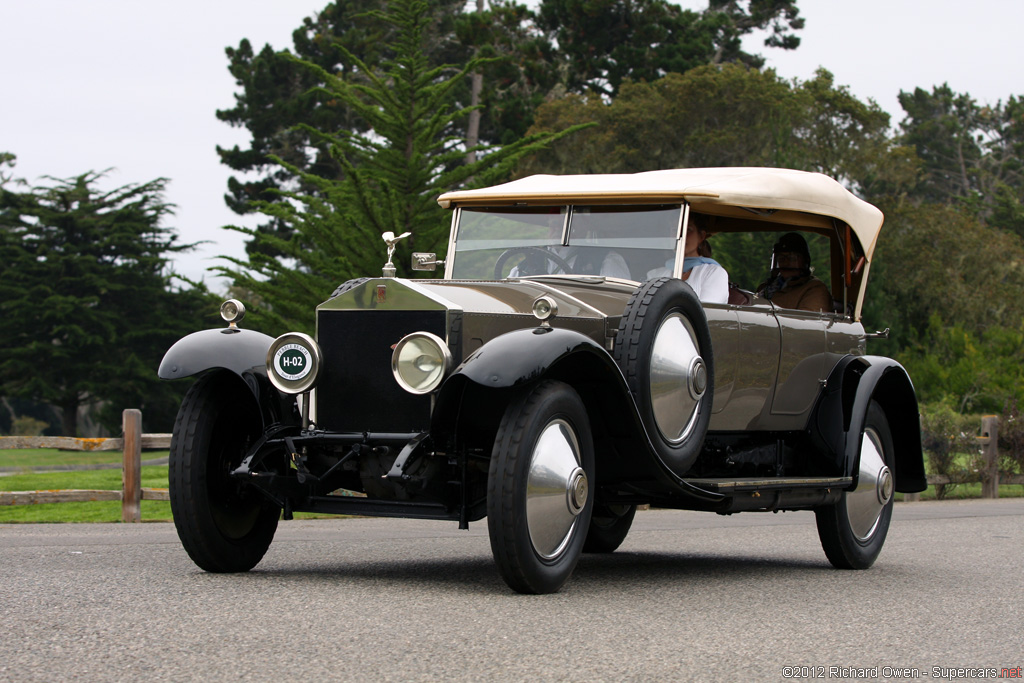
{"left": 999, "top": 400, "right": 1024, "bottom": 476}
{"left": 12, "top": 416, "right": 48, "bottom": 437}
{"left": 919, "top": 402, "right": 984, "bottom": 499}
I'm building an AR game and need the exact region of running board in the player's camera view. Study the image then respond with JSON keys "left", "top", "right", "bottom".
{"left": 682, "top": 476, "right": 853, "bottom": 493}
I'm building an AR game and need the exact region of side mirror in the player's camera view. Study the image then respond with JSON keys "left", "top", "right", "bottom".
{"left": 412, "top": 252, "right": 445, "bottom": 272}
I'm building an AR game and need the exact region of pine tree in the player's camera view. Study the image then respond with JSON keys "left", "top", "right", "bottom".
{"left": 0, "top": 169, "right": 215, "bottom": 435}
{"left": 217, "top": 0, "right": 585, "bottom": 336}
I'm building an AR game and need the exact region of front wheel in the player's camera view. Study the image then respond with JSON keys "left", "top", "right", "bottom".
{"left": 487, "top": 380, "right": 595, "bottom": 594}
{"left": 815, "top": 400, "right": 895, "bottom": 569}
{"left": 169, "top": 373, "right": 280, "bottom": 572}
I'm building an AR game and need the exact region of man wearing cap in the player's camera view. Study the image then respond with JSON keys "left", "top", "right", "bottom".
{"left": 756, "top": 232, "right": 832, "bottom": 313}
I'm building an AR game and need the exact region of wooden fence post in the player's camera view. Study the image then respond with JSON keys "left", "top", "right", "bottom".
{"left": 122, "top": 409, "right": 142, "bottom": 523}
{"left": 980, "top": 415, "right": 999, "bottom": 499}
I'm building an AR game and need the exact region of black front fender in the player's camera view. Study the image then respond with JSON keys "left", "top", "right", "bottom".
{"left": 159, "top": 328, "right": 276, "bottom": 380}
{"left": 453, "top": 326, "right": 617, "bottom": 389}
{"left": 433, "top": 326, "right": 723, "bottom": 502}
{"left": 159, "top": 328, "right": 295, "bottom": 427}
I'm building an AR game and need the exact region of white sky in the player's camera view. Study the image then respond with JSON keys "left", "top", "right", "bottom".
{"left": 2, "top": 0, "right": 1020, "bottom": 292}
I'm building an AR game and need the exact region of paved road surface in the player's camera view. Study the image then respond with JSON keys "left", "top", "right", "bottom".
{"left": 1, "top": 500, "right": 1021, "bottom": 682}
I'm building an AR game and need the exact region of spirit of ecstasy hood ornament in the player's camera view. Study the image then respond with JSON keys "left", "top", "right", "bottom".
{"left": 381, "top": 231, "right": 411, "bottom": 277}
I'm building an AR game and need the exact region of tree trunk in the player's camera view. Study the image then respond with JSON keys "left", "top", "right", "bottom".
{"left": 465, "top": 0, "right": 486, "bottom": 165}
{"left": 466, "top": 72, "right": 483, "bottom": 164}
{"left": 60, "top": 399, "right": 79, "bottom": 437}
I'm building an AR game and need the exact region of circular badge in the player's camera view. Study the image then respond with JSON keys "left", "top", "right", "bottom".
{"left": 274, "top": 343, "right": 312, "bottom": 381}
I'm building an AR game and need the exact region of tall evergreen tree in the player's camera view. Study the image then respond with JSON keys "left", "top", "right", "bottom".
{"left": 217, "top": 0, "right": 585, "bottom": 337}
{"left": 217, "top": 0, "right": 466, "bottom": 252}
{"left": 217, "top": 0, "right": 806, "bottom": 240}
{"left": 534, "top": 0, "right": 804, "bottom": 97}
{"left": 897, "top": 86, "right": 1024, "bottom": 234}
{"left": 0, "top": 169, "right": 215, "bottom": 435}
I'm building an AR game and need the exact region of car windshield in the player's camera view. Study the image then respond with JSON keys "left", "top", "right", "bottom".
{"left": 450, "top": 205, "right": 681, "bottom": 281}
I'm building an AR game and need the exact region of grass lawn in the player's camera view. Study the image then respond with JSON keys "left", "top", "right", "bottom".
{"left": 0, "top": 447, "right": 153, "bottom": 469}
{"left": 0, "top": 500, "right": 173, "bottom": 523}
{"left": 897, "top": 482, "right": 1023, "bottom": 501}
{"left": 0, "top": 449, "right": 335, "bottom": 523}
{"left": 0, "top": 465, "right": 172, "bottom": 523}
{"left": 3, "top": 449, "right": 1020, "bottom": 523}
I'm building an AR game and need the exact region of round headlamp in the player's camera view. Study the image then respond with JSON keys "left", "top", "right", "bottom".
{"left": 532, "top": 296, "right": 558, "bottom": 321}
{"left": 267, "top": 332, "right": 322, "bottom": 395}
{"left": 391, "top": 332, "right": 452, "bottom": 395}
{"left": 220, "top": 299, "right": 246, "bottom": 325}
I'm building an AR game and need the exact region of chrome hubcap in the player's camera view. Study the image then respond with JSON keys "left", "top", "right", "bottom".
{"left": 847, "top": 427, "right": 891, "bottom": 541}
{"left": 527, "top": 420, "right": 586, "bottom": 560}
{"left": 650, "top": 313, "right": 704, "bottom": 444}
{"left": 566, "top": 467, "right": 588, "bottom": 516}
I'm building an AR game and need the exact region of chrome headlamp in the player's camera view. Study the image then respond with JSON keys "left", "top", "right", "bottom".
{"left": 391, "top": 331, "right": 452, "bottom": 395}
{"left": 532, "top": 296, "right": 558, "bottom": 321}
{"left": 267, "top": 332, "right": 322, "bottom": 395}
{"left": 220, "top": 299, "right": 246, "bottom": 327}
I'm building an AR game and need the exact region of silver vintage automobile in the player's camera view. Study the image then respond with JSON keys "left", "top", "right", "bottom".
{"left": 159, "top": 167, "right": 926, "bottom": 593}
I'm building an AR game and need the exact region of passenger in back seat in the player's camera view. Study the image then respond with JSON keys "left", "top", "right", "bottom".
{"left": 756, "top": 232, "right": 831, "bottom": 312}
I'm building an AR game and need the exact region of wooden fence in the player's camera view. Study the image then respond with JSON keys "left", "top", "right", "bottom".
{"left": 2, "top": 411, "right": 1022, "bottom": 516}
{"left": 0, "top": 409, "right": 170, "bottom": 522}
{"left": 905, "top": 415, "right": 1024, "bottom": 501}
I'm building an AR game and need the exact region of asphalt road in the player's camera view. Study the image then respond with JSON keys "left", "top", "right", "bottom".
{"left": 1, "top": 500, "right": 1021, "bottom": 682}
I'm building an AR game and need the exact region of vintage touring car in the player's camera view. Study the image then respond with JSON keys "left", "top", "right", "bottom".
{"left": 159, "top": 167, "right": 926, "bottom": 593}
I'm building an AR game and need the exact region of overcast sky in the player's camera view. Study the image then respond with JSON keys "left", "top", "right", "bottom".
{"left": 2, "top": 0, "right": 1020, "bottom": 292}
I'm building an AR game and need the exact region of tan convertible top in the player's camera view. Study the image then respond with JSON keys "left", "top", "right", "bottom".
{"left": 438, "top": 167, "right": 884, "bottom": 260}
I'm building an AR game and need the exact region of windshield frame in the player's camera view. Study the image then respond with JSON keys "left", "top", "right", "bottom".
{"left": 444, "top": 204, "right": 685, "bottom": 282}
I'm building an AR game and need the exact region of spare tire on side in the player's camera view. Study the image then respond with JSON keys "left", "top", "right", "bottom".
{"left": 613, "top": 277, "right": 714, "bottom": 476}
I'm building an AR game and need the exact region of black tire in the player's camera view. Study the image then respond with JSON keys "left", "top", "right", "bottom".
{"left": 493, "top": 247, "right": 575, "bottom": 279}
{"left": 329, "top": 277, "right": 370, "bottom": 299}
{"left": 169, "top": 373, "right": 280, "bottom": 572}
{"left": 613, "top": 277, "right": 714, "bottom": 474}
{"left": 583, "top": 504, "right": 636, "bottom": 553}
{"left": 815, "top": 400, "right": 895, "bottom": 569}
{"left": 487, "top": 380, "right": 595, "bottom": 594}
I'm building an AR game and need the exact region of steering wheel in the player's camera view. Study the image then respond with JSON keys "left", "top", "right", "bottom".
{"left": 493, "top": 246, "right": 575, "bottom": 279}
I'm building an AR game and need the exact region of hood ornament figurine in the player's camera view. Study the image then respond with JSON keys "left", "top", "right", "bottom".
{"left": 381, "top": 231, "right": 411, "bottom": 277}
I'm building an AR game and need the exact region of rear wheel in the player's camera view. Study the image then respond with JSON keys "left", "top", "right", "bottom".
{"left": 815, "top": 400, "right": 895, "bottom": 569}
{"left": 169, "top": 373, "right": 280, "bottom": 572}
{"left": 487, "top": 380, "right": 594, "bottom": 594}
{"left": 583, "top": 504, "right": 636, "bottom": 553}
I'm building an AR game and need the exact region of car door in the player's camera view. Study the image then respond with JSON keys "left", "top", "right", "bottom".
{"left": 770, "top": 306, "right": 830, "bottom": 425}
{"left": 706, "top": 297, "right": 781, "bottom": 431}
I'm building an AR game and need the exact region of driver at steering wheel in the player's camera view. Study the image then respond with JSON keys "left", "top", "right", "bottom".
{"left": 510, "top": 246, "right": 630, "bottom": 279}
{"left": 507, "top": 214, "right": 630, "bottom": 279}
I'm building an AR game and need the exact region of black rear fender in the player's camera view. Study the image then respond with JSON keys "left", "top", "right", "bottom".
{"left": 815, "top": 355, "right": 926, "bottom": 494}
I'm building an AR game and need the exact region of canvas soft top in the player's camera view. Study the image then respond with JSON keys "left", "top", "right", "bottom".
{"left": 438, "top": 167, "right": 884, "bottom": 260}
